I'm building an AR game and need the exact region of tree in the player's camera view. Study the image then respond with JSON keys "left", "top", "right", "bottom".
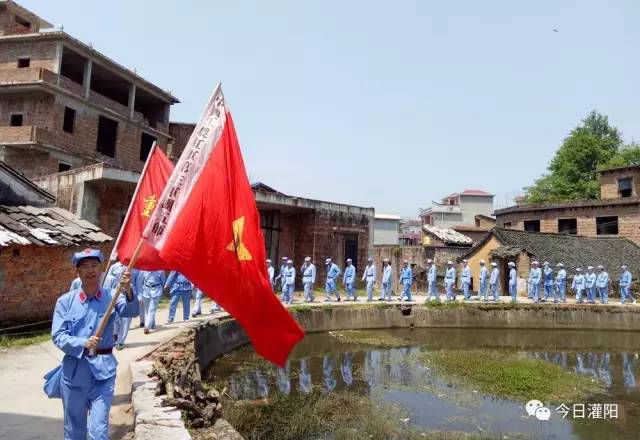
{"left": 600, "top": 142, "right": 640, "bottom": 169}
{"left": 525, "top": 111, "right": 622, "bottom": 203}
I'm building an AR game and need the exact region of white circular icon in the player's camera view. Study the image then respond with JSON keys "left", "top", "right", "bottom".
{"left": 526, "top": 400, "right": 544, "bottom": 416}
{"left": 535, "top": 407, "right": 551, "bottom": 421}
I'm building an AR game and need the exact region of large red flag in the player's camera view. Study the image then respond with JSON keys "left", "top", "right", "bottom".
{"left": 144, "top": 85, "right": 305, "bottom": 366}
{"left": 114, "top": 144, "right": 174, "bottom": 269}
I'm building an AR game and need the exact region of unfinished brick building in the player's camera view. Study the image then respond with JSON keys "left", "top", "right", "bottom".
{"left": 252, "top": 183, "right": 374, "bottom": 286}
{"left": 495, "top": 165, "right": 640, "bottom": 245}
{"left": 0, "top": 1, "right": 179, "bottom": 238}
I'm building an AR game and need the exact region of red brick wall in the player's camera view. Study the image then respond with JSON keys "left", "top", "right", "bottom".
{"left": 0, "top": 242, "right": 113, "bottom": 325}
{"left": 168, "top": 122, "right": 195, "bottom": 161}
{"left": 599, "top": 168, "right": 640, "bottom": 199}
{"left": 0, "top": 40, "right": 57, "bottom": 70}
{"left": 97, "top": 184, "right": 133, "bottom": 239}
{"left": 270, "top": 208, "right": 372, "bottom": 288}
{"left": 496, "top": 204, "right": 640, "bottom": 244}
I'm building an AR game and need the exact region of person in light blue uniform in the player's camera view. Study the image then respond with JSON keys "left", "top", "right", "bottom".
{"left": 619, "top": 265, "right": 636, "bottom": 305}
{"left": 50, "top": 249, "right": 138, "bottom": 440}
{"left": 102, "top": 261, "right": 130, "bottom": 350}
{"left": 445, "top": 261, "right": 456, "bottom": 301}
{"left": 164, "top": 271, "right": 194, "bottom": 323}
{"left": 555, "top": 263, "right": 567, "bottom": 303}
{"left": 301, "top": 257, "right": 316, "bottom": 303}
{"left": 426, "top": 259, "right": 438, "bottom": 301}
{"left": 585, "top": 266, "right": 597, "bottom": 304}
{"left": 325, "top": 258, "right": 341, "bottom": 302}
{"left": 281, "top": 259, "right": 296, "bottom": 304}
{"left": 362, "top": 257, "right": 376, "bottom": 301}
{"left": 530, "top": 261, "right": 542, "bottom": 302}
{"left": 572, "top": 268, "right": 586, "bottom": 303}
{"left": 460, "top": 259, "right": 472, "bottom": 300}
{"left": 266, "top": 259, "right": 275, "bottom": 291}
{"left": 132, "top": 270, "right": 166, "bottom": 334}
{"left": 542, "top": 262, "right": 554, "bottom": 302}
{"left": 508, "top": 262, "right": 517, "bottom": 302}
{"left": 343, "top": 259, "right": 357, "bottom": 301}
{"left": 478, "top": 260, "right": 488, "bottom": 302}
{"left": 489, "top": 262, "right": 500, "bottom": 301}
{"left": 596, "top": 265, "right": 609, "bottom": 304}
{"left": 399, "top": 260, "right": 413, "bottom": 301}
{"left": 380, "top": 258, "right": 393, "bottom": 301}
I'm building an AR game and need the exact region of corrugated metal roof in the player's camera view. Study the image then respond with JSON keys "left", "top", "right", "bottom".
{"left": 0, "top": 205, "right": 112, "bottom": 247}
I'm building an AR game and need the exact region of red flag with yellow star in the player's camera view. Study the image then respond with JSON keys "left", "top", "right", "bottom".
{"left": 144, "top": 85, "right": 305, "bottom": 366}
{"left": 114, "top": 144, "right": 174, "bottom": 269}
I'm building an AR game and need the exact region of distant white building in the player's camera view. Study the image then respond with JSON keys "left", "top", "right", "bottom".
{"left": 420, "top": 189, "right": 494, "bottom": 229}
{"left": 373, "top": 213, "right": 401, "bottom": 245}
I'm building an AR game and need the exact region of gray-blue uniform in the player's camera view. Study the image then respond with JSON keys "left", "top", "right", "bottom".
{"left": 596, "top": 266, "right": 609, "bottom": 304}
{"left": 508, "top": 263, "right": 517, "bottom": 302}
{"left": 165, "top": 271, "right": 194, "bottom": 322}
{"left": 132, "top": 270, "right": 166, "bottom": 330}
{"left": 362, "top": 258, "right": 376, "bottom": 301}
{"left": 50, "top": 249, "right": 138, "bottom": 440}
{"left": 102, "top": 262, "right": 130, "bottom": 348}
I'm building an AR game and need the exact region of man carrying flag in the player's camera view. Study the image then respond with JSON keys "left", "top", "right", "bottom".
{"left": 144, "top": 84, "right": 304, "bottom": 366}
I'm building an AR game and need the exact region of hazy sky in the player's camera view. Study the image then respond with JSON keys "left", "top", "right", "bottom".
{"left": 24, "top": 1, "right": 640, "bottom": 217}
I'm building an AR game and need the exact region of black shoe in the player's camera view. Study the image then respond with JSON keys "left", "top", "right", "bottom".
{"left": 139, "top": 323, "right": 145, "bottom": 328}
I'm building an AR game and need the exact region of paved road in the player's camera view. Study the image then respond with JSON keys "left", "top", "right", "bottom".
{"left": 0, "top": 292, "right": 636, "bottom": 439}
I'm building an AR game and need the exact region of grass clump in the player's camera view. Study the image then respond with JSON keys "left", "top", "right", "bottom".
{"left": 421, "top": 350, "right": 603, "bottom": 403}
{"left": 222, "top": 391, "right": 417, "bottom": 440}
{"left": 0, "top": 331, "right": 50, "bottom": 349}
{"left": 329, "top": 330, "right": 412, "bottom": 348}
{"left": 218, "top": 390, "right": 529, "bottom": 440}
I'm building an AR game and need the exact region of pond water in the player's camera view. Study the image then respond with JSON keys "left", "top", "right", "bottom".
{"left": 205, "top": 329, "right": 640, "bottom": 440}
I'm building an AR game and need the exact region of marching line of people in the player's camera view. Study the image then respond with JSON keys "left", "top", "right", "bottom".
{"left": 266, "top": 256, "right": 637, "bottom": 306}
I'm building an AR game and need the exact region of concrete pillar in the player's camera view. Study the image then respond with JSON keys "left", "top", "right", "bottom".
{"left": 53, "top": 43, "right": 63, "bottom": 86}
{"left": 83, "top": 59, "right": 92, "bottom": 99}
{"left": 128, "top": 84, "right": 136, "bottom": 118}
{"left": 79, "top": 182, "right": 99, "bottom": 226}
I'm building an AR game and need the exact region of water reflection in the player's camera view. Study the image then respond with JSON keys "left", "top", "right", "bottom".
{"left": 209, "top": 329, "right": 640, "bottom": 440}
{"left": 224, "top": 348, "right": 639, "bottom": 400}
{"left": 529, "top": 351, "right": 639, "bottom": 392}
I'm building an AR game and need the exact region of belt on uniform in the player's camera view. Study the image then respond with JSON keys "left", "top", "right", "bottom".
{"left": 85, "top": 348, "right": 113, "bottom": 356}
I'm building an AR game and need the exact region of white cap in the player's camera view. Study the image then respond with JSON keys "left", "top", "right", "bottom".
{"left": 325, "top": 258, "right": 332, "bottom": 263}
{"left": 462, "top": 259, "right": 468, "bottom": 263}
{"left": 266, "top": 259, "right": 272, "bottom": 263}
{"left": 557, "top": 263, "right": 564, "bottom": 268}
{"left": 587, "top": 265, "right": 593, "bottom": 270}
{"left": 403, "top": 260, "right": 409, "bottom": 264}
{"left": 426, "top": 259, "right": 433, "bottom": 264}
{"left": 532, "top": 261, "right": 539, "bottom": 266}
{"left": 304, "top": 257, "right": 311, "bottom": 262}
{"left": 447, "top": 260, "right": 453, "bottom": 265}
{"left": 282, "top": 256, "right": 288, "bottom": 260}
{"left": 383, "top": 258, "right": 389, "bottom": 262}
{"left": 287, "top": 259, "right": 293, "bottom": 264}
{"left": 621, "top": 265, "right": 628, "bottom": 269}
{"left": 597, "top": 265, "right": 604, "bottom": 269}
{"left": 479, "top": 259, "right": 485, "bottom": 264}
{"left": 491, "top": 262, "right": 497, "bottom": 266}
{"left": 508, "top": 262, "right": 515, "bottom": 267}
{"left": 576, "top": 267, "right": 582, "bottom": 271}
{"left": 346, "top": 258, "right": 352, "bottom": 263}
{"left": 367, "top": 257, "right": 373, "bottom": 262}
{"left": 543, "top": 261, "right": 549, "bottom": 266}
